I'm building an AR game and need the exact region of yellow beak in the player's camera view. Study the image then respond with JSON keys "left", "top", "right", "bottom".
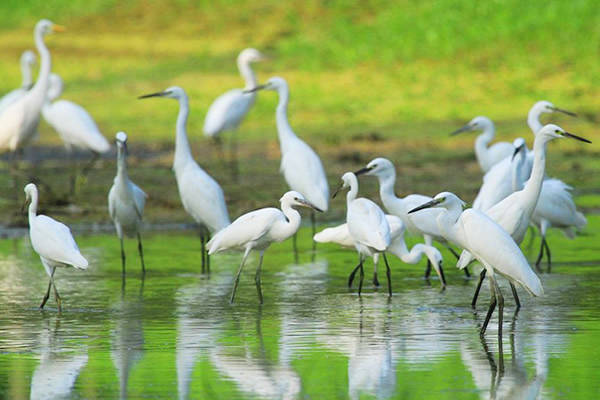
{"left": 52, "top": 25, "right": 66, "bottom": 32}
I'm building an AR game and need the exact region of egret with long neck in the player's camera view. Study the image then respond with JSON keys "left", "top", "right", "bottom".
{"left": 0, "top": 50, "right": 37, "bottom": 114}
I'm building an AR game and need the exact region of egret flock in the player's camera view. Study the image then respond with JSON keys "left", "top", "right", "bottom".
{"left": 1, "top": 19, "right": 593, "bottom": 339}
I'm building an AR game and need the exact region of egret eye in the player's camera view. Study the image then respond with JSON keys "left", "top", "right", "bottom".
{"left": 372, "top": 164, "right": 377, "bottom": 169}
{"left": 294, "top": 197, "right": 299, "bottom": 201}
{"left": 555, "top": 129, "right": 560, "bottom": 134}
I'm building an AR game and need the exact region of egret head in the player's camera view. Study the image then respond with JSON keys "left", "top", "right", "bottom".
{"left": 138, "top": 86, "right": 187, "bottom": 101}
{"left": 280, "top": 191, "right": 323, "bottom": 212}
{"left": 238, "top": 48, "right": 266, "bottom": 64}
{"left": 531, "top": 100, "right": 576, "bottom": 118}
{"left": 332, "top": 172, "right": 358, "bottom": 198}
{"left": 35, "top": 19, "right": 65, "bottom": 36}
{"left": 46, "top": 73, "right": 64, "bottom": 101}
{"left": 354, "top": 157, "right": 395, "bottom": 179}
{"left": 23, "top": 183, "right": 37, "bottom": 202}
{"left": 450, "top": 116, "right": 493, "bottom": 135}
{"left": 536, "top": 124, "right": 591, "bottom": 143}
{"left": 243, "top": 76, "right": 287, "bottom": 93}
{"left": 115, "top": 131, "right": 128, "bottom": 155}
{"left": 408, "top": 192, "right": 465, "bottom": 214}
{"left": 511, "top": 137, "right": 527, "bottom": 160}
{"left": 21, "top": 50, "right": 36, "bottom": 67}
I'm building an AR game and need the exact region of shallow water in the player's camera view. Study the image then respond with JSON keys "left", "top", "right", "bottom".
{"left": 0, "top": 221, "right": 599, "bottom": 399}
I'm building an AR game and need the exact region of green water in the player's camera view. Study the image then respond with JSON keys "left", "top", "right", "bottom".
{"left": 1, "top": 220, "right": 599, "bottom": 399}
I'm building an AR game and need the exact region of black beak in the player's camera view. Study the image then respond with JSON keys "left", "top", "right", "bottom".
{"left": 332, "top": 183, "right": 345, "bottom": 199}
{"left": 353, "top": 166, "right": 372, "bottom": 176}
{"left": 21, "top": 199, "right": 28, "bottom": 214}
{"left": 243, "top": 84, "right": 268, "bottom": 94}
{"left": 511, "top": 145, "right": 522, "bottom": 161}
{"left": 450, "top": 125, "right": 471, "bottom": 136}
{"left": 297, "top": 198, "right": 323, "bottom": 213}
{"left": 564, "top": 131, "right": 592, "bottom": 143}
{"left": 138, "top": 91, "right": 166, "bottom": 99}
{"left": 408, "top": 198, "right": 442, "bottom": 214}
{"left": 550, "top": 106, "right": 577, "bottom": 117}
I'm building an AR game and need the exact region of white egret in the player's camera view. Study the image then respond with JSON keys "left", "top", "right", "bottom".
{"left": 0, "top": 20, "right": 64, "bottom": 153}
{"left": 460, "top": 126, "right": 591, "bottom": 306}
{"left": 314, "top": 214, "right": 446, "bottom": 288}
{"left": 353, "top": 157, "right": 469, "bottom": 278}
{"left": 43, "top": 73, "right": 110, "bottom": 193}
{"left": 246, "top": 77, "right": 329, "bottom": 251}
{"left": 207, "top": 191, "right": 322, "bottom": 304}
{"left": 0, "top": 50, "right": 36, "bottom": 114}
{"left": 203, "top": 48, "right": 265, "bottom": 177}
{"left": 24, "top": 183, "right": 88, "bottom": 311}
{"left": 409, "top": 192, "right": 543, "bottom": 337}
{"left": 450, "top": 116, "right": 513, "bottom": 173}
{"left": 139, "top": 86, "right": 230, "bottom": 272}
{"left": 332, "top": 172, "right": 393, "bottom": 296}
{"left": 108, "top": 132, "right": 148, "bottom": 276}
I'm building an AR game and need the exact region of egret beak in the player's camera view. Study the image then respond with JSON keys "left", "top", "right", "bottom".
{"left": 297, "top": 198, "right": 323, "bottom": 213}
{"left": 332, "top": 183, "right": 345, "bottom": 199}
{"left": 563, "top": 131, "right": 591, "bottom": 143}
{"left": 52, "top": 25, "right": 66, "bottom": 33}
{"left": 550, "top": 106, "right": 577, "bottom": 117}
{"left": 353, "top": 166, "right": 372, "bottom": 176}
{"left": 450, "top": 124, "right": 472, "bottom": 136}
{"left": 243, "top": 84, "right": 268, "bottom": 94}
{"left": 511, "top": 145, "right": 523, "bottom": 161}
{"left": 138, "top": 91, "right": 168, "bottom": 99}
{"left": 21, "top": 197, "right": 29, "bottom": 214}
{"left": 408, "top": 198, "right": 442, "bottom": 214}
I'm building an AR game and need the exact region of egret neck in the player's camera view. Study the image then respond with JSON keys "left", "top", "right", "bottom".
{"left": 375, "top": 168, "right": 399, "bottom": 212}
{"left": 28, "top": 186, "right": 39, "bottom": 220}
{"left": 21, "top": 55, "right": 34, "bottom": 88}
{"left": 238, "top": 53, "right": 257, "bottom": 90}
{"left": 527, "top": 106, "right": 543, "bottom": 135}
{"left": 274, "top": 201, "right": 302, "bottom": 241}
{"left": 274, "top": 83, "right": 298, "bottom": 154}
{"left": 29, "top": 24, "right": 52, "bottom": 113}
{"left": 474, "top": 120, "right": 495, "bottom": 170}
{"left": 435, "top": 200, "right": 463, "bottom": 243}
{"left": 519, "top": 132, "right": 550, "bottom": 212}
{"left": 173, "top": 93, "right": 194, "bottom": 174}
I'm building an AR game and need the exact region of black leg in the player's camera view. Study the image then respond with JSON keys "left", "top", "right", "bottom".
{"left": 424, "top": 260, "right": 432, "bottom": 279}
{"left": 438, "top": 261, "right": 447, "bottom": 288}
{"left": 372, "top": 271, "right": 380, "bottom": 287}
{"left": 480, "top": 277, "right": 497, "bottom": 336}
{"left": 472, "top": 269, "right": 487, "bottom": 308}
{"left": 544, "top": 238, "right": 552, "bottom": 273}
{"left": 137, "top": 232, "right": 146, "bottom": 275}
{"left": 40, "top": 278, "right": 52, "bottom": 309}
{"left": 230, "top": 248, "right": 251, "bottom": 304}
{"left": 534, "top": 237, "right": 545, "bottom": 272}
{"left": 383, "top": 253, "right": 392, "bottom": 297}
{"left": 358, "top": 259, "right": 365, "bottom": 297}
{"left": 200, "top": 230, "right": 206, "bottom": 273}
{"left": 119, "top": 237, "right": 126, "bottom": 276}
{"left": 463, "top": 266, "right": 471, "bottom": 278}
{"left": 495, "top": 279, "right": 505, "bottom": 342}
{"left": 509, "top": 282, "right": 520, "bottom": 309}
{"left": 292, "top": 233, "right": 299, "bottom": 263}
{"left": 348, "top": 263, "right": 361, "bottom": 288}
{"left": 255, "top": 252, "right": 264, "bottom": 304}
{"left": 52, "top": 278, "right": 62, "bottom": 312}
{"left": 448, "top": 246, "right": 461, "bottom": 260}
{"left": 311, "top": 211, "right": 316, "bottom": 253}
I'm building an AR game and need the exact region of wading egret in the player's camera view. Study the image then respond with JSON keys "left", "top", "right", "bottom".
{"left": 409, "top": 192, "right": 543, "bottom": 338}
{"left": 24, "top": 183, "right": 88, "bottom": 311}
{"left": 450, "top": 116, "right": 513, "bottom": 173}
{"left": 354, "top": 157, "right": 468, "bottom": 278}
{"left": 0, "top": 20, "right": 64, "bottom": 153}
{"left": 139, "top": 86, "right": 230, "bottom": 272}
{"left": 108, "top": 132, "right": 148, "bottom": 276}
{"left": 333, "top": 172, "right": 392, "bottom": 296}
{"left": 207, "top": 191, "right": 322, "bottom": 304}
{"left": 0, "top": 50, "right": 36, "bottom": 114}
{"left": 314, "top": 214, "right": 446, "bottom": 288}
{"left": 246, "top": 77, "right": 329, "bottom": 252}
{"left": 43, "top": 73, "right": 110, "bottom": 193}
{"left": 460, "top": 126, "right": 590, "bottom": 306}
{"left": 203, "top": 48, "right": 265, "bottom": 177}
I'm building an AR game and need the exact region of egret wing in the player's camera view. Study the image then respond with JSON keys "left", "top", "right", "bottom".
{"left": 131, "top": 181, "right": 147, "bottom": 219}
{"left": 30, "top": 215, "right": 88, "bottom": 269}
{"left": 348, "top": 198, "right": 390, "bottom": 251}
{"left": 203, "top": 89, "right": 255, "bottom": 136}
{"left": 208, "top": 208, "right": 281, "bottom": 253}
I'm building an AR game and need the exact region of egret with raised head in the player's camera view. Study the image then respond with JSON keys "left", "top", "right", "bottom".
{"left": 0, "top": 50, "right": 36, "bottom": 114}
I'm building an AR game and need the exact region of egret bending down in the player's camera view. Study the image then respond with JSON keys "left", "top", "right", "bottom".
{"left": 207, "top": 191, "right": 322, "bottom": 304}
{"left": 409, "top": 192, "right": 543, "bottom": 338}
{"left": 0, "top": 50, "right": 36, "bottom": 114}
{"left": 25, "top": 183, "right": 88, "bottom": 311}
{"left": 333, "top": 172, "right": 393, "bottom": 296}
{"left": 314, "top": 214, "right": 446, "bottom": 289}
{"left": 139, "top": 86, "right": 230, "bottom": 272}
{"left": 108, "top": 132, "right": 148, "bottom": 276}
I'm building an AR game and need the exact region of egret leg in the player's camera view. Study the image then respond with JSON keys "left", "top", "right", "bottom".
{"left": 471, "top": 269, "right": 487, "bottom": 308}
{"left": 534, "top": 237, "right": 545, "bottom": 272}
{"left": 382, "top": 252, "right": 392, "bottom": 297}
{"left": 372, "top": 254, "right": 380, "bottom": 287}
{"left": 510, "top": 282, "right": 520, "bottom": 309}
{"left": 424, "top": 260, "right": 432, "bottom": 279}
{"left": 292, "top": 233, "right": 299, "bottom": 263}
{"left": 229, "top": 131, "right": 239, "bottom": 182}
{"left": 119, "top": 236, "right": 126, "bottom": 276}
{"left": 491, "top": 275, "right": 505, "bottom": 341}
{"left": 348, "top": 263, "right": 361, "bottom": 288}
{"left": 80, "top": 151, "right": 99, "bottom": 181}
{"left": 435, "top": 261, "right": 447, "bottom": 289}
{"left": 255, "top": 251, "right": 265, "bottom": 304}
{"left": 137, "top": 232, "right": 146, "bottom": 275}
{"left": 358, "top": 258, "right": 365, "bottom": 297}
{"left": 40, "top": 278, "right": 52, "bottom": 310}
{"left": 230, "top": 247, "right": 252, "bottom": 304}
{"left": 480, "top": 275, "right": 497, "bottom": 336}
{"left": 311, "top": 211, "right": 316, "bottom": 252}
{"left": 544, "top": 238, "right": 552, "bottom": 273}
{"left": 52, "top": 277, "right": 62, "bottom": 312}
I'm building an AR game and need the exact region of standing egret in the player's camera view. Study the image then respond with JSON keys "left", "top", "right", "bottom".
{"left": 203, "top": 48, "right": 266, "bottom": 178}
{"left": 207, "top": 191, "right": 322, "bottom": 304}
{"left": 139, "top": 86, "right": 230, "bottom": 272}
{"left": 0, "top": 50, "right": 36, "bottom": 114}
{"left": 108, "top": 132, "right": 148, "bottom": 276}
{"left": 527, "top": 100, "right": 576, "bottom": 134}
{"left": 314, "top": 214, "right": 446, "bottom": 289}
{"left": 43, "top": 73, "right": 111, "bottom": 194}
{"left": 353, "top": 157, "right": 469, "bottom": 278}
{"left": 459, "top": 126, "right": 590, "bottom": 306}
{"left": 333, "top": 172, "right": 392, "bottom": 296}
{"left": 450, "top": 116, "right": 513, "bottom": 173}
{"left": 409, "top": 192, "right": 543, "bottom": 338}
{"left": 246, "top": 77, "right": 329, "bottom": 253}
{"left": 24, "top": 183, "right": 88, "bottom": 311}
{"left": 0, "top": 20, "right": 64, "bottom": 153}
